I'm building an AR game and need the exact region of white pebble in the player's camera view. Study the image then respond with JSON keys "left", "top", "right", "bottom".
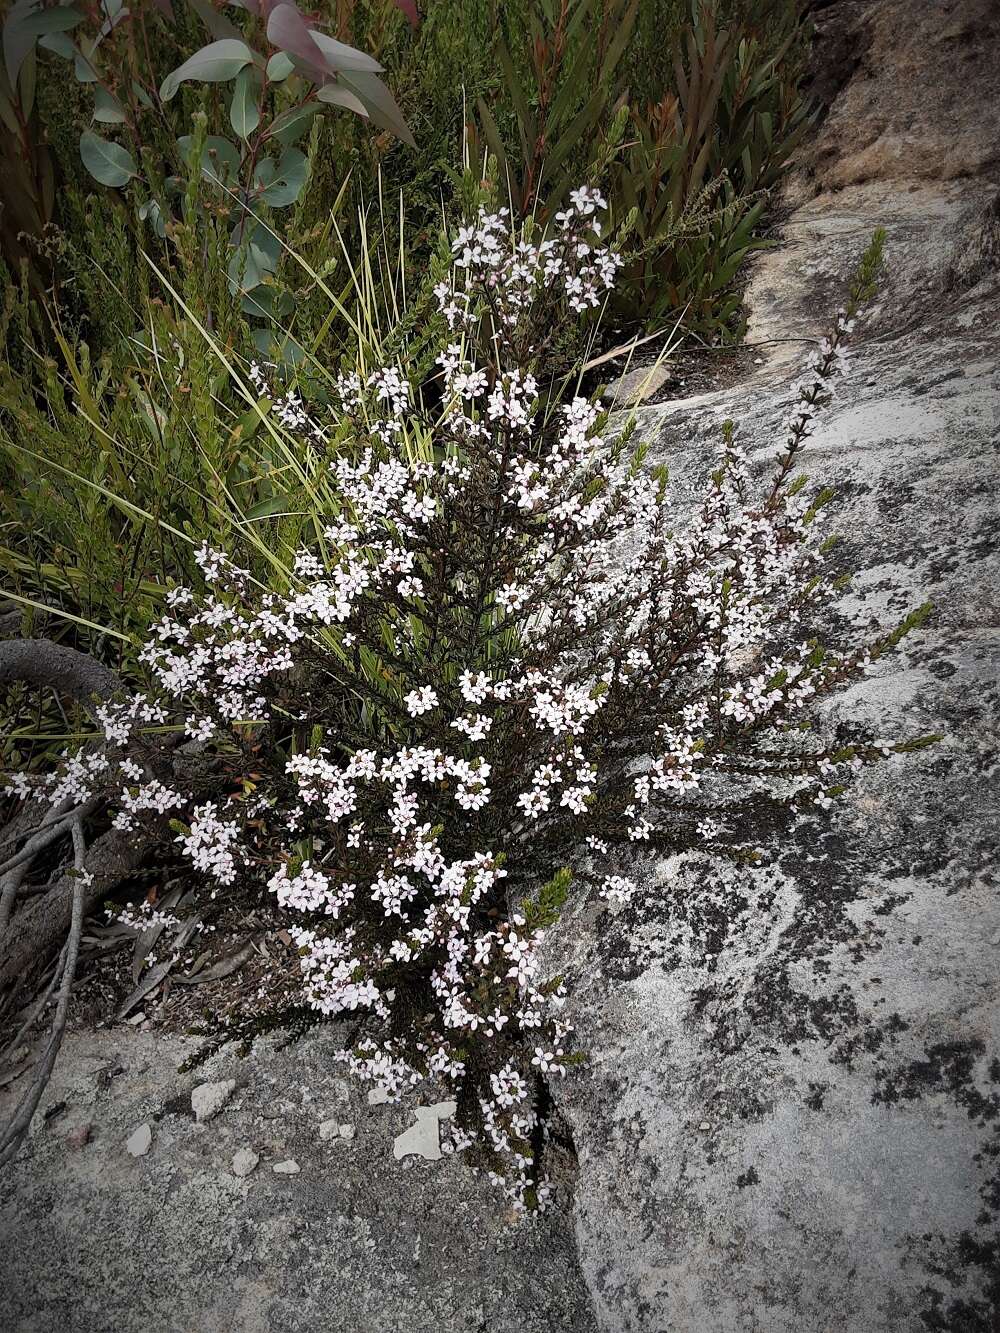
{"left": 126, "top": 1123, "right": 152, "bottom": 1157}
{"left": 232, "top": 1148, "right": 259, "bottom": 1177}
{"left": 191, "top": 1079, "right": 236, "bottom": 1124}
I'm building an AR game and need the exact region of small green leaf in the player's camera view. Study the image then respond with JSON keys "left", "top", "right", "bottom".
{"left": 79, "top": 129, "right": 137, "bottom": 187}
{"left": 93, "top": 86, "right": 126, "bottom": 124}
{"left": 229, "top": 64, "right": 261, "bottom": 139}
{"left": 159, "top": 38, "right": 254, "bottom": 102}
{"left": 138, "top": 198, "right": 167, "bottom": 238}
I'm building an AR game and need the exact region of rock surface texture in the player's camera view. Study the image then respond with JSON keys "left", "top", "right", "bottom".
{"left": 2, "top": 3, "right": 998, "bottom": 1331}
{"left": 0, "top": 1029, "right": 594, "bottom": 1333}
{"left": 547, "top": 1, "right": 1000, "bottom": 1329}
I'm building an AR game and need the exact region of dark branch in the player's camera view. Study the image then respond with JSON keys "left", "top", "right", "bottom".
{"left": 0, "top": 638, "right": 122, "bottom": 722}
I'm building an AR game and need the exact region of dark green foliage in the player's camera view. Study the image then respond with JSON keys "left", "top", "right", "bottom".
{"left": 474, "top": 0, "right": 813, "bottom": 337}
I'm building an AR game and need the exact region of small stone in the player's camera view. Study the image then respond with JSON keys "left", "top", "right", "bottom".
{"left": 319, "top": 1119, "right": 340, "bottom": 1141}
{"left": 338, "top": 1123, "right": 355, "bottom": 1141}
{"left": 126, "top": 1123, "right": 152, "bottom": 1157}
{"left": 191, "top": 1078, "right": 236, "bottom": 1123}
{"left": 367, "top": 1086, "right": 390, "bottom": 1106}
{"left": 126, "top": 1012, "right": 145, "bottom": 1026}
{"left": 65, "top": 1124, "right": 92, "bottom": 1150}
{"left": 232, "top": 1148, "right": 259, "bottom": 1178}
{"left": 698, "top": 1121, "right": 711, "bottom": 1132}
{"left": 272, "top": 1159, "right": 300, "bottom": 1175}
{"left": 602, "top": 362, "right": 670, "bottom": 406}
{"left": 392, "top": 1102, "right": 456, "bottom": 1162}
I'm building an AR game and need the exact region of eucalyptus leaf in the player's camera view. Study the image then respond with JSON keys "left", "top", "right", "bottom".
{"left": 308, "top": 33, "right": 383, "bottom": 75}
{"left": 273, "top": 332, "right": 305, "bottom": 367}
{"left": 265, "top": 50, "right": 295, "bottom": 81}
{"left": 0, "top": 90, "right": 18, "bottom": 136}
{"left": 316, "top": 81, "right": 368, "bottom": 118}
{"left": 338, "top": 71, "right": 414, "bottom": 147}
{"left": 187, "top": 0, "right": 242, "bottom": 42}
{"left": 18, "top": 44, "right": 35, "bottom": 117}
{"left": 267, "top": 103, "right": 320, "bottom": 146}
{"left": 19, "top": 6, "right": 84, "bottom": 38}
{"left": 37, "top": 31, "right": 75, "bottom": 59}
{"left": 255, "top": 147, "right": 307, "bottom": 207}
{"left": 96, "top": 1, "right": 129, "bottom": 42}
{"left": 93, "top": 86, "right": 126, "bottom": 124}
{"left": 132, "top": 919, "right": 167, "bottom": 986}
{"left": 3, "top": 0, "right": 38, "bottom": 86}
{"left": 251, "top": 326, "right": 275, "bottom": 356}
{"left": 73, "top": 40, "right": 99, "bottom": 83}
{"left": 229, "top": 219, "right": 280, "bottom": 266}
{"left": 265, "top": 4, "right": 326, "bottom": 77}
{"left": 138, "top": 197, "right": 167, "bottom": 238}
{"left": 177, "top": 133, "right": 242, "bottom": 185}
{"left": 159, "top": 38, "right": 253, "bottom": 102}
{"left": 241, "top": 285, "right": 294, "bottom": 320}
{"left": 79, "top": 129, "right": 137, "bottom": 186}
{"left": 230, "top": 64, "right": 261, "bottom": 139}
{"left": 116, "top": 958, "right": 173, "bottom": 1019}
{"left": 228, "top": 222, "right": 281, "bottom": 293}
{"left": 172, "top": 941, "right": 253, "bottom": 985}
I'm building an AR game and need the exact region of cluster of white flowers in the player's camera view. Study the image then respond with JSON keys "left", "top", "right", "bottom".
{"left": 599, "top": 875, "right": 637, "bottom": 905}
{"left": 111, "top": 778, "right": 182, "bottom": 832}
{"left": 177, "top": 803, "right": 241, "bottom": 886}
{"left": 112, "top": 902, "right": 182, "bottom": 932}
{"left": 435, "top": 189, "right": 621, "bottom": 340}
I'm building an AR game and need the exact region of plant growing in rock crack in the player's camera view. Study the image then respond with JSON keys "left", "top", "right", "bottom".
{"left": 0, "top": 207, "right": 936, "bottom": 1203}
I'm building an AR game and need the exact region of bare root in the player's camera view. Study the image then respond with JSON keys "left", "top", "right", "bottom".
{"left": 0, "top": 637, "right": 169, "bottom": 1169}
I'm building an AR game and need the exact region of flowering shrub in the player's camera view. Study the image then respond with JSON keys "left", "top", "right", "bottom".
{"left": 5, "top": 197, "right": 931, "bottom": 1207}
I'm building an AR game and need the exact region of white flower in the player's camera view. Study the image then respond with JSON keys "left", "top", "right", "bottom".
{"left": 403, "top": 686, "right": 438, "bottom": 717}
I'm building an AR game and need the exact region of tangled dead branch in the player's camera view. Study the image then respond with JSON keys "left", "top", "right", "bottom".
{"left": 0, "top": 638, "right": 172, "bottom": 1167}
